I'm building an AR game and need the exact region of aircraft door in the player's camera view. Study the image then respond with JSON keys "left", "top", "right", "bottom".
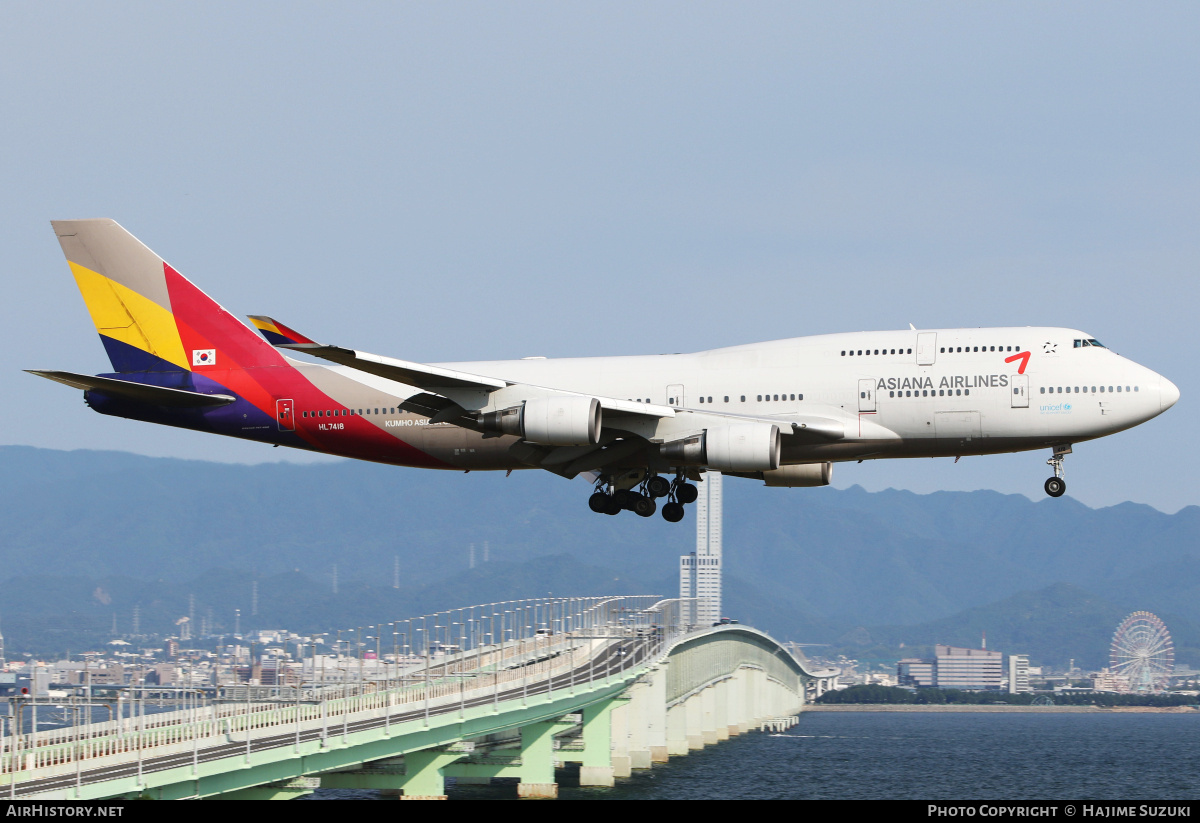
{"left": 667, "top": 384, "right": 685, "bottom": 407}
{"left": 858, "top": 379, "right": 876, "bottom": 412}
{"left": 1010, "top": 375, "right": 1029, "bottom": 408}
{"left": 276, "top": 398, "right": 296, "bottom": 431}
{"left": 916, "top": 333, "right": 937, "bottom": 366}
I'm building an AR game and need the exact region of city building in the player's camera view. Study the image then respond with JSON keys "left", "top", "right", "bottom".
{"left": 897, "top": 658, "right": 935, "bottom": 688}
{"left": 897, "top": 645, "right": 1003, "bottom": 690}
{"left": 680, "top": 472, "right": 722, "bottom": 626}
{"left": 1008, "top": 654, "right": 1031, "bottom": 693}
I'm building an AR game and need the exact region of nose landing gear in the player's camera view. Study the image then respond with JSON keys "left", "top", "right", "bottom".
{"left": 1044, "top": 444, "right": 1072, "bottom": 498}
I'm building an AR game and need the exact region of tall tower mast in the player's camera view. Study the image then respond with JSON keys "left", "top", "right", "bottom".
{"left": 680, "top": 472, "right": 723, "bottom": 626}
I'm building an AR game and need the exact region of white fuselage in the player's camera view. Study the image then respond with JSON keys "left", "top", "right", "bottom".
{"left": 303, "top": 326, "right": 1176, "bottom": 470}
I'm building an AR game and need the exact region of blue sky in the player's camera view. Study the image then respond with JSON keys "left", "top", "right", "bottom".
{"left": 2, "top": 2, "right": 1196, "bottom": 511}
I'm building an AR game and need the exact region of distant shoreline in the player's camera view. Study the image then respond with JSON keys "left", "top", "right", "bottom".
{"left": 805, "top": 704, "right": 1199, "bottom": 713}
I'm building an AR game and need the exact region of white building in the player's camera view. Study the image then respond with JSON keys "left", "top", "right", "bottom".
{"left": 1008, "top": 654, "right": 1031, "bottom": 693}
{"left": 680, "top": 472, "right": 722, "bottom": 626}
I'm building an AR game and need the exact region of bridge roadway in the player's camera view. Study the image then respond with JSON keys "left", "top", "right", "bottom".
{"left": 2, "top": 596, "right": 834, "bottom": 800}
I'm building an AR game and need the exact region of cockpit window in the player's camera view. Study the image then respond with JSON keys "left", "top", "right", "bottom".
{"left": 1087, "top": 339, "right": 1106, "bottom": 348}
{"left": 1074, "top": 338, "right": 1108, "bottom": 349}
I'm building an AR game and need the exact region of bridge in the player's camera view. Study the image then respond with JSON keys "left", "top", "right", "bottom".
{"left": 1, "top": 596, "right": 835, "bottom": 800}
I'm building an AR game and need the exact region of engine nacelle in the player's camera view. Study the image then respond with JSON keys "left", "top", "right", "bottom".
{"left": 477, "top": 395, "right": 601, "bottom": 446}
{"left": 761, "top": 462, "right": 833, "bottom": 487}
{"left": 704, "top": 423, "right": 781, "bottom": 472}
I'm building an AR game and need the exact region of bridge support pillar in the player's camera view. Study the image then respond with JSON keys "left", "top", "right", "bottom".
{"left": 701, "top": 683, "right": 720, "bottom": 745}
{"left": 608, "top": 696, "right": 632, "bottom": 778}
{"left": 643, "top": 664, "right": 669, "bottom": 763}
{"left": 517, "top": 720, "right": 558, "bottom": 799}
{"left": 580, "top": 699, "right": 617, "bottom": 786}
{"left": 398, "top": 749, "right": 465, "bottom": 800}
{"left": 625, "top": 677, "right": 654, "bottom": 769}
{"left": 685, "top": 692, "right": 704, "bottom": 750}
{"left": 727, "top": 668, "right": 746, "bottom": 736}
{"left": 665, "top": 701, "right": 689, "bottom": 756}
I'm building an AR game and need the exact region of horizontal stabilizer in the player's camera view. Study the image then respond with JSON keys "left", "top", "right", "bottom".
{"left": 26, "top": 370, "right": 237, "bottom": 408}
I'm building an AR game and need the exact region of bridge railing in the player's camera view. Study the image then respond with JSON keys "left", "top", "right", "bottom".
{"left": 0, "top": 595, "right": 691, "bottom": 789}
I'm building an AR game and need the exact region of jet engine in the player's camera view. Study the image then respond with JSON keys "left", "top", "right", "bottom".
{"left": 660, "top": 423, "right": 781, "bottom": 472}
{"left": 761, "top": 462, "right": 833, "bottom": 487}
{"left": 477, "top": 395, "right": 602, "bottom": 446}
{"left": 706, "top": 423, "right": 782, "bottom": 472}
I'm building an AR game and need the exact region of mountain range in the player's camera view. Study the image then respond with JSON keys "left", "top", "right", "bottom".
{"left": 1, "top": 446, "right": 1196, "bottom": 669}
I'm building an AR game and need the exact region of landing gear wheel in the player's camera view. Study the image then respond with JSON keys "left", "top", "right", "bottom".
{"left": 661, "top": 502, "right": 685, "bottom": 522}
{"left": 676, "top": 483, "right": 698, "bottom": 505}
{"left": 646, "top": 476, "right": 671, "bottom": 498}
{"left": 633, "top": 495, "right": 657, "bottom": 517}
{"left": 1045, "top": 445, "right": 1071, "bottom": 499}
{"left": 589, "top": 491, "right": 612, "bottom": 513}
{"left": 604, "top": 496, "right": 622, "bottom": 515}
{"left": 612, "top": 489, "right": 632, "bottom": 509}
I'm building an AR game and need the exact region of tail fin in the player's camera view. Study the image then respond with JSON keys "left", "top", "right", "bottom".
{"left": 53, "top": 220, "right": 286, "bottom": 374}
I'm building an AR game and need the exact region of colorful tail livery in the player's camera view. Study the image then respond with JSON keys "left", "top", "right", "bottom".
{"left": 31, "top": 220, "right": 1177, "bottom": 522}
{"left": 30, "top": 220, "right": 448, "bottom": 467}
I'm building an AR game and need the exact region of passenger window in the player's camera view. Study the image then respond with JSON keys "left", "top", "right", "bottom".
{"left": 964, "top": 389, "right": 970, "bottom": 395}
{"left": 740, "top": 396, "right": 746, "bottom": 402}
{"left": 798, "top": 394, "right": 803, "bottom": 401}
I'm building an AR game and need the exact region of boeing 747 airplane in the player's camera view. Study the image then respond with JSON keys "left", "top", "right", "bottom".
{"left": 30, "top": 220, "right": 1179, "bottom": 522}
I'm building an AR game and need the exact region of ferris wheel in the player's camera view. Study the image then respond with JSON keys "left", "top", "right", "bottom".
{"left": 1110, "top": 611, "right": 1174, "bottom": 693}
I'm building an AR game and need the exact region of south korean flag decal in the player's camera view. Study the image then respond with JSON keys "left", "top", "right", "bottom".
{"left": 192, "top": 349, "right": 216, "bottom": 367}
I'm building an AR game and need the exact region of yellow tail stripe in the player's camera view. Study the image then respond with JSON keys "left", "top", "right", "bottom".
{"left": 69, "top": 261, "right": 190, "bottom": 370}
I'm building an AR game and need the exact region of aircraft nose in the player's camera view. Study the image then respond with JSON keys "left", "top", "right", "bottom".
{"left": 1160, "top": 376, "right": 1180, "bottom": 412}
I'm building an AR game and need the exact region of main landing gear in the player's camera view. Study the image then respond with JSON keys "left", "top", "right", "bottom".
{"left": 1044, "top": 444, "right": 1072, "bottom": 498}
{"left": 588, "top": 471, "right": 699, "bottom": 523}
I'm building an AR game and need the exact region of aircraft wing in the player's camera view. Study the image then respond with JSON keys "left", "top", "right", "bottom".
{"left": 248, "top": 315, "right": 676, "bottom": 421}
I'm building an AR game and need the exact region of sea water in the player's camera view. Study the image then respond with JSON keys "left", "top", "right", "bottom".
{"left": 307, "top": 711, "right": 1200, "bottom": 800}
